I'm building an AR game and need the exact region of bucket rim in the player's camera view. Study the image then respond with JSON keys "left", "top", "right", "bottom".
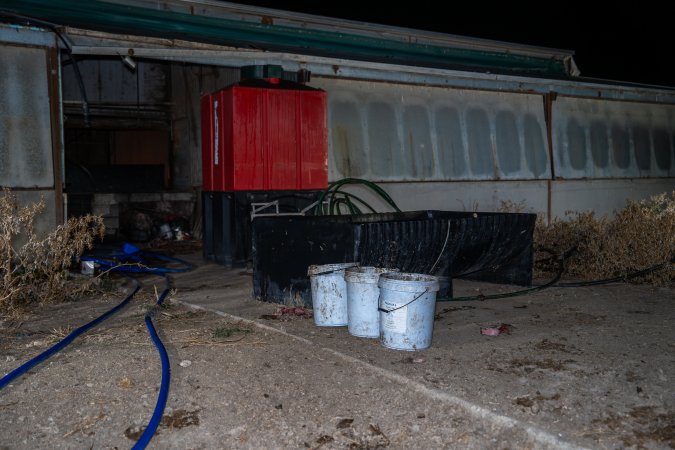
{"left": 378, "top": 272, "right": 440, "bottom": 293}
{"left": 344, "top": 266, "right": 397, "bottom": 282}
{"left": 308, "top": 262, "right": 359, "bottom": 276}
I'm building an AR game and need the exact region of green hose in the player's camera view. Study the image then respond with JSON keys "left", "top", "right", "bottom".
{"left": 314, "top": 178, "right": 401, "bottom": 215}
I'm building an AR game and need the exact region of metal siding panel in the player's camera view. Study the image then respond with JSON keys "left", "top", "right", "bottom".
{"left": 652, "top": 128, "right": 671, "bottom": 171}
{"left": 523, "top": 113, "right": 548, "bottom": 177}
{"left": 611, "top": 124, "right": 631, "bottom": 170}
{"left": 466, "top": 108, "right": 494, "bottom": 177}
{"left": 402, "top": 104, "right": 434, "bottom": 178}
{"left": 312, "top": 77, "right": 550, "bottom": 182}
{"left": 368, "top": 102, "right": 403, "bottom": 178}
{"left": 590, "top": 121, "right": 610, "bottom": 169}
{"left": 495, "top": 110, "right": 521, "bottom": 175}
{"left": 550, "top": 179, "right": 675, "bottom": 217}
{"left": 567, "top": 118, "right": 588, "bottom": 172}
{"left": 633, "top": 126, "right": 652, "bottom": 174}
{"left": 62, "top": 59, "right": 169, "bottom": 104}
{"left": 329, "top": 96, "right": 367, "bottom": 178}
{"left": 552, "top": 96, "right": 675, "bottom": 179}
{"left": 0, "top": 45, "right": 54, "bottom": 188}
{"left": 434, "top": 106, "right": 467, "bottom": 178}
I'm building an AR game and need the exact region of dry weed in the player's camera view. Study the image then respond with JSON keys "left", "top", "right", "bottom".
{"left": 534, "top": 191, "right": 675, "bottom": 285}
{"left": 0, "top": 189, "right": 105, "bottom": 314}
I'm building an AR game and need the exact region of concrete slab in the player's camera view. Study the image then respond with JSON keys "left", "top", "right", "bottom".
{"left": 173, "top": 256, "right": 674, "bottom": 449}
{"left": 0, "top": 253, "right": 671, "bottom": 449}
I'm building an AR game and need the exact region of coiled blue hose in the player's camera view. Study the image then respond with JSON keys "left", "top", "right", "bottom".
{"left": 1, "top": 244, "right": 191, "bottom": 449}
{"left": 80, "top": 242, "right": 193, "bottom": 274}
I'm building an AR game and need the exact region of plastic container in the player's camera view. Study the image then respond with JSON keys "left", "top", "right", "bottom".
{"left": 308, "top": 262, "right": 358, "bottom": 326}
{"left": 344, "top": 267, "right": 396, "bottom": 338}
{"left": 378, "top": 272, "right": 440, "bottom": 351}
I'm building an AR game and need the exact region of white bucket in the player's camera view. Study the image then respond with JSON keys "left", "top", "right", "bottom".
{"left": 308, "top": 262, "right": 359, "bottom": 326}
{"left": 378, "top": 272, "right": 440, "bottom": 351}
{"left": 344, "top": 267, "right": 396, "bottom": 338}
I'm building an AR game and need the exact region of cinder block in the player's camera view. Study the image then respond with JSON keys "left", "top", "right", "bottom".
{"left": 130, "top": 193, "right": 162, "bottom": 202}
{"left": 92, "top": 193, "right": 126, "bottom": 205}
{"left": 162, "top": 192, "right": 194, "bottom": 202}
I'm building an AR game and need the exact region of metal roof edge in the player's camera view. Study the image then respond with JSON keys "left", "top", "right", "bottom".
{"left": 0, "top": 0, "right": 572, "bottom": 77}
{"left": 0, "top": 21, "right": 55, "bottom": 46}
{"left": 60, "top": 30, "right": 675, "bottom": 104}
{"left": 111, "top": 0, "right": 576, "bottom": 59}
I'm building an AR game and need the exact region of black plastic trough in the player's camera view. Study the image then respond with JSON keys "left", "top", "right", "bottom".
{"left": 252, "top": 211, "right": 536, "bottom": 306}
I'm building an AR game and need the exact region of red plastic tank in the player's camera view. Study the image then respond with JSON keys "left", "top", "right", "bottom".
{"left": 201, "top": 78, "right": 328, "bottom": 191}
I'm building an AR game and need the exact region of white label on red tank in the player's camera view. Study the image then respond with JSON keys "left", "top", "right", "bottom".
{"left": 213, "top": 99, "right": 219, "bottom": 166}
{"left": 381, "top": 300, "right": 407, "bottom": 333}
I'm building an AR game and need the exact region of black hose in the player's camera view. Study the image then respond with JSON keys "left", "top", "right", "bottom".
{"left": 436, "top": 250, "right": 565, "bottom": 304}
{"left": 436, "top": 253, "right": 673, "bottom": 310}
{"left": 552, "top": 256, "right": 674, "bottom": 287}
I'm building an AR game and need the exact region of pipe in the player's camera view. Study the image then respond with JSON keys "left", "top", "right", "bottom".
{"left": 1, "top": 246, "right": 192, "bottom": 450}
{"left": 0, "top": 279, "right": 140, "bottom": 390}
{"left": 132, "top": 275, "right": 172, "bottom": 450}
{"left": 80, "top": 242, "right": 193, "bottom": 274}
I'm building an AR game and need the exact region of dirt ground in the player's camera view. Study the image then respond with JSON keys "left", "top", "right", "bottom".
{"left": 0, "top": 250, "right": 673, "bottom": 449}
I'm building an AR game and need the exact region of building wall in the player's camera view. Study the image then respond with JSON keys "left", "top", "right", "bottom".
{"left": 311, "top": 77, "right": 675, "bottom": 218}
{"left": 170, "top": 64, "right": 240, "bottom": 190}
{"left": 313, "top": 78, "right": 551, "bottom": 182}
{"left": 0, "top": 26, "right": 62, "bottom": 233}
{"left": 552, "top": 96, "right": 674, "bottom": 179}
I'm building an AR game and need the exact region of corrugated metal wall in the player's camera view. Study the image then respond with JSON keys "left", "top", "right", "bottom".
{"left": 309, "top": 76, "right": 674, "bottom": 218}
{"left": 313, "top": 77, "right": 675, "bottom": 184}
{"left": 170, "top": 64, "right": 240, "bottom": 189}
{"left": 552, "top": 96, "right": 675, "bottom": 178}
{"left": 311, "top": 78, "right": 550, "bottom": 182}
{"left": 61, "top": 58, "right": 170, "bottom": 104}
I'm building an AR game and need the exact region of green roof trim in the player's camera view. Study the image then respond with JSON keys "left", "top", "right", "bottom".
{"left": 0, "top": 0, "right": 571, "bottom": 76}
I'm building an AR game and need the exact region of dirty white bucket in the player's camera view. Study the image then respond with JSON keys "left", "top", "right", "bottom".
{"left": 308, "top": 263, "right": 359, "bottom": 326}
{"left": 378, "top": 272, "right": 440, "bottom": 351}
{"left": 344, "top": 267, "right": 396, "bottom": 338}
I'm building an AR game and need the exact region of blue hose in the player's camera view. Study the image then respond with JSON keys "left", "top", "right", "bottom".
{"left": 0, "top": 280, "right": 140, "bottom": 390}
{"left": 2, "top": 245, "right": 190, "bottom": 450}
{"left": 80, "top": 242, "right": 193, "bottom": 274}
{"left": 132, "top": 278, "right": 172, "bottom": 450}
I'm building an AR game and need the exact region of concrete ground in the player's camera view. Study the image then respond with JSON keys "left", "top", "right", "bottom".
{"left": 0, "top": 252, "right": 673, "bottom": 449}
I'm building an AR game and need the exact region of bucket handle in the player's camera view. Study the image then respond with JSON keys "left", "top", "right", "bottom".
{"left": 308, "top": 264, "right": 358, "bottom": 277}
{"left": 378, "top": 289, "right": 429, "bottom": 314}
